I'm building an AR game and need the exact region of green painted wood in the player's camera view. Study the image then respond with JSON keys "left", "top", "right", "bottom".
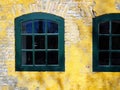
{"left": 93, "top": 13, "right": 120, "bottom": 72}
{"left": 15, "top": 12, "right": 64, "bottom": 71}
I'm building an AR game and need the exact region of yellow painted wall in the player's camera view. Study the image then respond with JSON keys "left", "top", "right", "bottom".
{"left": 0, "top": 0, "right": 120, "bottom": 90}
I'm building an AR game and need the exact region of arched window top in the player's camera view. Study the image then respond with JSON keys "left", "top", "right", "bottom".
{"left": 15, "top": 12, "right": 64, "bottom": 22}
{"left": 93, "top": 13, "right": 120, "bottom": 22}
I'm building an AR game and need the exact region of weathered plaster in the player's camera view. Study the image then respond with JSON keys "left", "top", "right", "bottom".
{"left": 0, "top": 0, "right": 120, "bottom": 90}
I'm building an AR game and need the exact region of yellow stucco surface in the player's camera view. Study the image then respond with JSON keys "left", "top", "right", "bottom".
{"left": 0, "top": 0, "right": 120, "bottom": 90}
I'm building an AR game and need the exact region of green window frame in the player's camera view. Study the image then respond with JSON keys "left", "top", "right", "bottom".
{"left": 93, "top": 14, "right": 120, "bottom": 72}
{"left": 15, "top": 12, "right": 64, "bottom": 71}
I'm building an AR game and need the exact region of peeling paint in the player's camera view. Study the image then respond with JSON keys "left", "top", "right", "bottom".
{"left": 0, "top": 0, "right": 120, "bottom": 90}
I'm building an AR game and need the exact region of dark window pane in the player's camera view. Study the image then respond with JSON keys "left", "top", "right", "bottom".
{"left": 112, "top": 21, "right": 120, "bottom": 34}
{"left": 47, "top": 51, "right": 58, "bottom": 64}
{"left": 35, "top": 51, "right": 46, "bottom": 65}
{"left": 48, "top": 35, "right": 58, "bottom": 49}
{"left": 47, "top": 21, "right": 58, "bottom": 33}
{"left": 35, "top": 36, "right": 45, "bottom": 49}
{"left": 22, "top": 36, "right": 32, "bottom": 49}
{"left": 99, "top": 36, "right": 109, "bottom": 50}
{"left": 111, "top": 52, "right": 120, "bottom": 65}
{"left": 34, "top": 20, "right": 45, "bottom": 33}
{"left": 22, "top": 21, "right": 32, "bottom": 33}
{"left": 112, "top": 36, "right": 120, "bottom": 50}
{"left": 99, "top": 52, "right": 109, "bottom": 65}
{"left": 99, "top": 22, "right": 109, "bottom": 34}
{"left": 22, "top": 51, "right": 33, "bottom": 65}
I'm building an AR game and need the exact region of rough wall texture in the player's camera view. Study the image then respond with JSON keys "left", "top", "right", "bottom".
{"left": 0, "top": 0, "right": 120, "bottom": 90}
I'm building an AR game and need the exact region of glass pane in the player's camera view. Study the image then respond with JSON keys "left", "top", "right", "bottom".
{"left": 47, "top": 21, "right": 58, "bottom": 33}
{"left": 47, "top": 51, "right": 58, "bottom": 64}
{"left": 35, "top": 51, "right": 46, "bottom": 65}
{"left": 22, "top": 51, "right": 33, "bottom": 65}
{"left": 99, "top": 52, "right": 109, "bottom": 65}
{"left": 111, "top": 52, "right": 120, "bottom": 65}
{"left": 48, "top": 35, "right": 58, "bottom": 49}
{"left": 99, "top": 36, "right": 109, "bottom": 50}
{"left": 112, "top": 36, "right": 120, "bottom": 50}
{"left": 22, "top": 36, "right": 32, "bottom": 49}
{"left": 22, "top": 21, "right": 32, "bottom": 33}
{"left": 34, "top": 20, "right": 45, "bottom": 33}
{"left": 112, "top": 21, "right": 120, "bottom": 34}
{"left": 99, "top": 22, "right": 109, "bottom": 34}
{"left": 35, "top": 36, "right": 45, "bottom": 49}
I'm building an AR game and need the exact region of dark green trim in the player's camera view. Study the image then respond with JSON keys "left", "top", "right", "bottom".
{"left": 45, "top": 20, "right": 47, "bottom": 65}
{"left": 15, "top": 12, "right": 65, "bottom": 71}
{"left": 15, "top": 12, "right": 64, "bottom": 23}
{"left": 93, "top": 13, "right": 120, "bottom": 72}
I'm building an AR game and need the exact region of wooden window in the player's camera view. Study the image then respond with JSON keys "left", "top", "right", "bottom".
{"left": 93, "top": 14, "right": 120, "bottom": 72}
{"left": 15, "top": 13, "right": 64, "bottom": 71}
